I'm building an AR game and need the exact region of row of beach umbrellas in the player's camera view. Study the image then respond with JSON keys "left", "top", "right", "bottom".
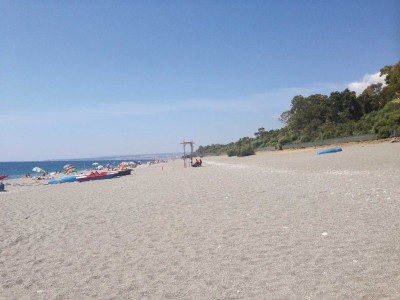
{"left": 31, "top": 161, "right": 135, "bottom": 175}
{"left": 92, "top": 162, "right": 135, "bottom": 169}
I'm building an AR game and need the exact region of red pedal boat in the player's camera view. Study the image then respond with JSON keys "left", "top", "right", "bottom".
{"left": 76, "top": 171, "right": 116, "bottom": 182}
{"left": 0, "top": 175, "right": 8, "bottom": 180}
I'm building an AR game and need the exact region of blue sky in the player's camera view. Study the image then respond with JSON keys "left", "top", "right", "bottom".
{"left": 1, "top": 0, "right": 399, "bottom": 161}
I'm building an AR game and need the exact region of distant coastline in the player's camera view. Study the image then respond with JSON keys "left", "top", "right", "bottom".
{"left": 0, "top": 152, "right": 184, "bottom": 163}
{"left": 64, "top": 152, "right": 183, "bottom": 162}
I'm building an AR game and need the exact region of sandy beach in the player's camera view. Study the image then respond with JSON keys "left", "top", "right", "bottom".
{"left": 1, "top": 141, "right": 400, "bottom": 299}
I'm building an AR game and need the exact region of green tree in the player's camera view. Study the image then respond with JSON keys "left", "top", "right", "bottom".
{"left": 339, "top": 89, "right": 362, "bottom": 121}
{"left": 194, "top": 61, "right": 400, "bottom": 157}
{"left": 254, "top": 127, "right": 266, "bottom": 139}
{"left": 380, "top": 61, "right": 400, "bottom": 102}
{"left": 357, "top": 83, "right": 384, "bottom": 114}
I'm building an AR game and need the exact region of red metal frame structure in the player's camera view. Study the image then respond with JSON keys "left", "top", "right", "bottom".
{"left": 181, "top": 140, "right": 194, "bottom": 167}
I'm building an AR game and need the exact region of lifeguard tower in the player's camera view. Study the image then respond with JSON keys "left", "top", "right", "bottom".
{"left": 181, "top": 140, "right": 194, "bottom": 167}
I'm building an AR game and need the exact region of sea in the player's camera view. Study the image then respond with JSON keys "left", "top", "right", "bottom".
{"left": 0, "top": 159, "right": 149, "bottom": 180}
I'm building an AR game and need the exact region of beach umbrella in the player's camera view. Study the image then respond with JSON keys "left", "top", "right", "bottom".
{"left": 65, "top": 167, "right": 76, "bottom": 174}
{"left": 64, "top": 165, "right": 76, "bottom": 174}
{"left": 118, "top": 162, "right": 126, "bottom": 168}
{"left": 63, "top": 164, "right": 71, "bottom": 169}
{"left": 92, "top": 162, "right": 99, "bottom": 166}
{"left": 32, "top": 167, "right": 45, "bottom": 173}
{"left": 96, "top": 165, "right": 103, "bottom": 170}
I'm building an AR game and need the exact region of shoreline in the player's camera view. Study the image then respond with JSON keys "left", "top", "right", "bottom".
{"left": 0, "top": 160, "right": 168, "bottom": 188}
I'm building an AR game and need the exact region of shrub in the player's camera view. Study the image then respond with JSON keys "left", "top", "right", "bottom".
{"left": 372, "top": 101, "right": 400, "bottom": 138}
{"left": 227, "top": 149, "right": 238, "bottom": 157}
{"left": 237, "top": 144, "right": 255, "bottom": 157}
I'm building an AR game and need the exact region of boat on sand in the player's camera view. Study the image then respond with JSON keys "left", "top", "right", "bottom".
{"left": 116, "top": 169, "right": 132, "bottom": 176}
{"left": 48, "top": 176, "right": 77, "bottom": 185}
{"left": 76, "top": 171, "right": 116, "bottom": 182}
{"left": 317, "top": 147, "right": 342, "bottom": 155}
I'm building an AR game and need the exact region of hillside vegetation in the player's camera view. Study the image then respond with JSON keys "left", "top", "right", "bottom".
{"left": 195, "top": 61, "right": 400, "bottom": 157}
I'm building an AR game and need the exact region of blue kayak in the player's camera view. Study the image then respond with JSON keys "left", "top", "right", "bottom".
{"left": 317, "top": 147, "right": 342, "bottom": 155}
{"left": 48, "top": 176, "right": 77, "bottom": 185}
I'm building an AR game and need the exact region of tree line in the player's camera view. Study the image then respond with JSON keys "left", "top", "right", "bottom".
{"left": 194, "top": 61, "right": 400, "bottom": 157}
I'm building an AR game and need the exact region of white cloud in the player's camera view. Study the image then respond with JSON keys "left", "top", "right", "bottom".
{"left": 347, "top": 72, "right": 386, "bottom": 95}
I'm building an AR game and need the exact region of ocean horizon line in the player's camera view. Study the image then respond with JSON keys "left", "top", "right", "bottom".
{"left": 1, "top": 152, "right": 185, "bottom": 163}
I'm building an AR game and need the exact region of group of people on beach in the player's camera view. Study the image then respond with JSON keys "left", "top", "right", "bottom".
{"left": 191, "top": 158, "right": 202, "bottom": 167}
{"left": 24, "top": 171, "right": 61, "bottom": 180}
